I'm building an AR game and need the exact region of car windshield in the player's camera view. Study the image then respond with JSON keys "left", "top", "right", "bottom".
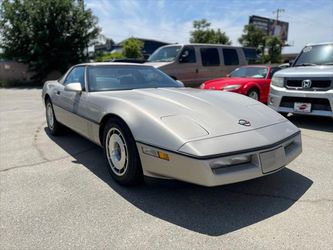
{"left": 229, "top": 67, "right": 268, "bottom": 78}
{"left": 294, "top": 44, "right": 333, "bottom": 66}
{"left": 147, "top": 46, "right": 182, "bottom": 62}
{"left": 87, "top": 65, "right": 181, "bottom": 92}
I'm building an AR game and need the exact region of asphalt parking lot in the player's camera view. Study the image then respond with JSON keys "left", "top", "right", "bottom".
{"left": 0, "top": 88, "right": 332, "bottom": 249}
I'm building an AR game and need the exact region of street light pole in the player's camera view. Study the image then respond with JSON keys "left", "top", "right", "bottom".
{"left": 78, "top": 0, "right": 84, "bottom": 9}
{"left": 273, "top": 8, "right": 285, "bottom": 21}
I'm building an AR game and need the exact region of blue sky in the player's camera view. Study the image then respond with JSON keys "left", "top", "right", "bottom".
{"left": 86, "top": 0, "right": 333, "bottom": 53}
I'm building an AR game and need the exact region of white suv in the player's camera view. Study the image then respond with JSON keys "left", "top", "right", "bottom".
{"left": 269, "top": 42, "right": 333, "bottom": 117}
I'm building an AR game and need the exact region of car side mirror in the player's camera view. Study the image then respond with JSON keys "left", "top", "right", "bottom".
{"left": 179, "top": 50, "right": 189, "bottom": 63}
{"left": 182, "top": 51, "right": 189, "bottom": 58}
{"left": 64, "top": 82, "right": 82, "bottom": 92}
{"left": 289, "top": 60, "right": 294, "bottom": 66}
{"left": 278, "top": 63, "right": 290, "bottom": 68}
{"left": 176, "top": 80, "right": 184, "bottom": 87}
{"left": 179, "top": 56, "right": 187, "bottom": 63}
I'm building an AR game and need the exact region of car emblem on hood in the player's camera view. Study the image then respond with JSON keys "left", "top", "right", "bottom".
{"left": 238, "top": 119, "right": 251, "bottom": 126}
{"left": 302, "top": 79, "right": 312, "bottom": 88}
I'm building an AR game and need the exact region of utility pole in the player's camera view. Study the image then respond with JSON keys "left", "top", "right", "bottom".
{"left": 78, "top": 0, "right": 88, "bottom": 57}
{"left": 78, "top": 0, "right": 84, "bottom": 9}
{"left": 273, "top": 8, "right": 285, "bottom": 21}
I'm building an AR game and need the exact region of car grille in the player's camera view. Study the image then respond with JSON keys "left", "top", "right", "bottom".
{"left": 280, "top": 97, "right": 332, "bottom": 111}
{"left": 285, "top": 78, "right": 332, "bottom": 90}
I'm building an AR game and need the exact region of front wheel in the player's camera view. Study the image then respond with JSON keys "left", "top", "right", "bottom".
{"left": 247, "top": 89, "right": 260, "bottom": 101}
{"left": 103, "top": 119, "right": 143, "bottom": 185}
{"left": 45, "top": 99, "right": 62, "bottom": 136}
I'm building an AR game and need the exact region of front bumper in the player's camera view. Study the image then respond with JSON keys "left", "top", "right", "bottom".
{"left": 137, "top": 132, "right": 302, "bottom": 187}
{"left": 268, "top": 86, "right": 333, "bottom": 117}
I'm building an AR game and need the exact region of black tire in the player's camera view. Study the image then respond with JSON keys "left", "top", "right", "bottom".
{"left": 247, "top": 88, "right": 260, "bottom": 101}
{"left": 45, "top": 99, "right": 62, "bottom": 136}
{"left": 103, "top": 118, "right": 143, "bottom": 185}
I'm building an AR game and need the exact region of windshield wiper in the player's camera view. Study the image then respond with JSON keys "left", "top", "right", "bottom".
{"left": 295, "top": 63, "right": 317, "bottom": 67}
{"left": 322, "top": 62, "right": 333, "bottom": 65}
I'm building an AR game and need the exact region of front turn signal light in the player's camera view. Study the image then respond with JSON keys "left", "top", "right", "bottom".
{"left": 142, "top": 147, "right": 170, "bottom": 161}
{"left": 158, "top": 151, "right": 170, "bottom": 161}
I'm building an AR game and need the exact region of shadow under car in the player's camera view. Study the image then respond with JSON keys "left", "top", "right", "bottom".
{"left": 45, "top": 127, "right": 312, "bottom": 236}
{"left": 286, "top": 114, "right": 333, "bottom": 132}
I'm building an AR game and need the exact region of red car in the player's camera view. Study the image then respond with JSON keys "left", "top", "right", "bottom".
{"left": 200, "top": 65, "right": 281, "bottom": 103}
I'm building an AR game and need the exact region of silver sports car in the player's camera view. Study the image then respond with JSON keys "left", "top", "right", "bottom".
{"left": 42, "top": 63, "right": 302, "bottom": 186}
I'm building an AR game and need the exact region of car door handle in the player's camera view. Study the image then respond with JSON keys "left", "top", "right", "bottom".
{"left": 56, "top": 91, "right": 61, "bottom": 96}
{"left": 195, "top": 69, "right": 199, "bottom": 73}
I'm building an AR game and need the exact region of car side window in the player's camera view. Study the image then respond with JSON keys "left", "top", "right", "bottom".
{"left": 64, "top": 66, "right": 85, "bottom": 89}
{"left": 242, "top": 48, "right": 258, "bottom": 64}
{"left": 200, "top": 48, "right": 220, "bottom": 66}
{"left": 269, "top": 67, "right": 282, "bottom": 78}
{"left": 179, "top": 47, "right": 196, "bottom": 63}
{"left": 223, "top": 49, "right": 239, "bottom": 65}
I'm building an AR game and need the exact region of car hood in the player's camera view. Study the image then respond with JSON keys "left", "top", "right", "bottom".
{"left": 275, "top": 65, "right": 333, "bottom": 78}
{"left": 98, "top": 88, "right": 286, "bottom": 139}
{"left": 204, "top": 77, "right": 255, "bottom": 89}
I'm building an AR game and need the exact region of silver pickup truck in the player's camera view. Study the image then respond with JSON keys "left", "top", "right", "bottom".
{"left": 268, "top": 42, "right": 333, "bottom": 117}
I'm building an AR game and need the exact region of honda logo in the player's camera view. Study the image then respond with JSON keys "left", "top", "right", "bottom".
{"left": 302, "top": 79, "right": 312, "bottom": 88}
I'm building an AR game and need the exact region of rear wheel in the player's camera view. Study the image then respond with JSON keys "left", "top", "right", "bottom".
{"left": 45, "top": 99, "right": 62, "bottom": 136}
{"left": 103, "top": 119, "right": 143, "bottom": 185}
{"left": 247, "top": 88, "right": 260, "bottom": 101}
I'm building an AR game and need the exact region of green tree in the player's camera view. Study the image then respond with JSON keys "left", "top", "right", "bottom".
{"left": 263, "top": 36, "right": 283, "bottom": 63}
{"left": 190, "top": 19, "right": 231, "bottom": 45}
{"left": 0, "top": 0, "right": 100, "bottom": 80}
{"left": 122, "top": 38, "right": 144, "bottom": 58}
{"left": 238, "top": 24, "right": 283, "bottom": 63}
{"left": 238, "top": 24, "right": 266, "bottom": 49}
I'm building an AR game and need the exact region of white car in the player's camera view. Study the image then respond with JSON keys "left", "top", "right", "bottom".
{"left": 269, "top": 42, "right": 333, "bottom": 117}
{"left": 42, "top": 63, "right": 302, "bottom": 186}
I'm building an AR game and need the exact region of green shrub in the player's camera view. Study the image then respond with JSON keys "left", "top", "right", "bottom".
{"left": 122, "top": 38, "right": 144, "bottom": 58}
{"left": 95, "top": 52, "right": 124, "bottom": 62}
